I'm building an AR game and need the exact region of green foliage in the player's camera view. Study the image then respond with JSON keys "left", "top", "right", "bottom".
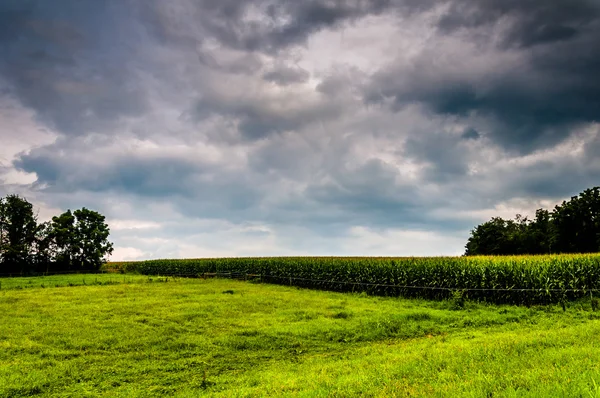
{"left": 0, "top": 195, "right": 38, "bottom": 274}
{"left": 553, "top": 187, "right": 600, "bottom": 253}
{"left": 72, "top": 208, "right": 113, "bottom": 271}
{"left": 2, "top": 278, "right": 600, "bottom": 396}
{"left": 120, "top": 253, "right": 600, "bottom": 305}
{"left": 49, "top": 210, "right": 77, "bottom": 270}
{"left": 466, "top": 186, "right": 600, "bottom": 255}
{"left": 450, "top": 289, "right": 466, "bottom": 310}
{"left": 465, "top": 217, "right": 523, "bottom": 255}
{"left": 0, "top": 195, "right": 113, "bottom": 274}
{"left": 102, "top": 261, "right": 139, "bottom": 274}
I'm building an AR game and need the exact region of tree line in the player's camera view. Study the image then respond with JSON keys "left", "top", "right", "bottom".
{"left": 0, "top": 194, "right": 113, "bottom": 275}
{"left": 465, "top": 187, "right": 600, "bottom": 255}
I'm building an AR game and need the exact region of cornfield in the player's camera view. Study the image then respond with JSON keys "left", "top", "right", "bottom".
{"left": 124, "top": 254, "right": 600, "bottom": 305}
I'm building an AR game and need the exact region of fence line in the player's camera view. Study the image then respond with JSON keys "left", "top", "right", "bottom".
{"left": 143, "top": 271, "right": 600, "bottom": 293}
{"left": 2, "top": 270, "right": 600, "bottom": 294}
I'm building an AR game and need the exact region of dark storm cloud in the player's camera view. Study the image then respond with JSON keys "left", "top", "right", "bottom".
{"left": 365, "top": 0, "right": 600, "bottom": 153}
{"left": 461, "top": 128, "right": 480, "bottom": 140}
{"left": 306, "top": 180, "right": 417, "bottom": 225}
{"left": 14, "top": 141, "right": 266, "bottom": 220}
{"left": 261, "top": 0, "right": 396, "bottom": 51}
{"left": 5, "top": 0, "right": 600, "bottom": 258}
{"left": 14, "top": 145, "right": 203, "bottom": 197}
{"left": 0, "top": 0, "right": 148, "bottom": 136}
{"left": 403, "top": 131, "right": 471, "bottom": 182}
{"left": 489, "top": 154, "right": 600, "bottom": 204}
{"left": 302, "top": 158, "right": 473, "bottom": 231}
{"left": 437, "top": 0, "right": 599, "bottom": 49}
{"left": 141, "top": 0, "right": 408, "bottom": 53}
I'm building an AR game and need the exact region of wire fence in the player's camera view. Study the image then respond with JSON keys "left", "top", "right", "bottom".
{"left": 2, "top": 271, "right": 600, "bottom": 306}
{"left": 3, "top": 270, "right": 600, "bottom": 293}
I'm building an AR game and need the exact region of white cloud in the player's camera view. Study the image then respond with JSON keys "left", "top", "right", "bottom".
{"left": 110, "top": 247, "right": 147, "bottom": 262}
{"left": 344, "top": 226, "right": 466, "bottom": 256}
{"left": 108, "top": 219, "right": 162, "bottom": 231}
{"left": 0, "top": 96, "right": 57, "bottom": 185}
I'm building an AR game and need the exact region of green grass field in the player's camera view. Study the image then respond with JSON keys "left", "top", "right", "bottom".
{"left": 2, "top": 276, "right": 600, "bottom": 397}
{"left": 0, "top": 273, "right": 152, "bottom": 291}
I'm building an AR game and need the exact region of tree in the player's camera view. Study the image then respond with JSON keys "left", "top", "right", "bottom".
{"left": 528, "top": 209, "right": 555, "bottom": 254}
{"left": 0, "top": 195, "right": 114, "bottom": 273}
{"left": 72, "top": 208, "right": 113, "bottom": 271}
{"left": 50, "top": 210, "right": 77, "bottom": 270}
{"left": 465, "top": 217, "right": 516, "bottom": 255}
{"left": 49, "top": 208, "right": 113, "bottom": 271}
{"left": 33, "top": 221, "right": 55, "bottom": 273}
{"left": 0, "top": 195, "right": 39, "bottom": 274}
{"left": 465, "top": 186, "right": 600, "bottom": 255}
{"left": 552, "top": 187, "right": 600, "bottom": 253}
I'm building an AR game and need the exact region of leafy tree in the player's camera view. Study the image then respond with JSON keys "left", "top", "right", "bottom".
{"left": 552, "top": 187, "right": 600, "bottom": 253}
{"left": 33, "top": 221, "right": 55, "bottom": 273}
{"left": 49, "top": 208, "right": 113, "bottom": 271}
{"left": 0, "top": 195, "right": 39, "bottom": 274}
{"left": 0, "top": 195, "right": 114, "bottom": 273}
{"left": 50, "top": 210, "right": 77, "bottom": 270}
{"left": 72, "top": 208, "right": 113, "bottom": 271}
{"left": 528, "top": 209, "right": 555, "bottom": 254}
{"left": 465, "top": 187, "right": 600, "bottom": 255}
{"left": 465, "top": 217, "right": 516, "bottom": 256}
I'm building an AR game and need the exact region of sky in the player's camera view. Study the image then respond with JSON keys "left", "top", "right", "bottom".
{"left": 1, "top": 0, "right": 600, "bottom": 260}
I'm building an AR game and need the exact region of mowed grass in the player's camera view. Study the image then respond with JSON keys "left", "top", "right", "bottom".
{"left": 0, "top": 274, "right": 153, "bottom": 290}
{"left": 2, "top": 278, "right": 600, "bottom": 397}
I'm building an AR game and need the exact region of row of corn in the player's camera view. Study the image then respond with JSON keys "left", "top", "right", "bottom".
{"left": 127, "top": 254, "right": 600, "bottom": 304}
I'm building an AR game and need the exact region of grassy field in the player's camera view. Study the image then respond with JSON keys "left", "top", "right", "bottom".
{"left": 2, "top": 276, "right": 600, "bottom": 397}
{"left": 0, "top": 273, "right": 153, "bottom": 291}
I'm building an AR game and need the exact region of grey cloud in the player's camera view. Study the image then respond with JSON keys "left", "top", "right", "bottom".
{"left": 193, "top": 91, "right": 344, "bottom": 140}
{"left": 13, "top": 137, "right": 267, "bottom": 222}
{"left": 494, "top": 157, "right": 600, "bottom": 202}
{"left": 461, "top": 128, "right": 480, "bottom": 140}
{"left": 248, "top": 134, "right": 314, "bottom": 179}
{"left": 367, "top": 66, "right": 596, "bottom": 151}
{"left": 263, "top": 64, "right": 309, "bottom": 85}
{"left": 140, "top": 0, "right": 427, "bottom": 53}
{"left": 404, "top": 131, "right": 471, "bottom": 182}
{"left": 584, "top": 130, "right": 600, "bottom": 160}
{"left": 428, "top": 127, "right": 600, "bottom": 209}
{"left": 13, "top": 127, "right": 474, "bottom": 234}
{"left": 0, "top": 0, "right": 148, "bottom": 136}
{"left": 316, "top": 67, "right": 367, "bottom": 98}
{"left": 197, "top": 48, "right": 263, "bottom": 75}
{"left": 303, "top": 158, "right": 472, "bottom": 232}
{"left": 15, "top": 146, "right": 205, "bottom": 197}
{"left": 5, "top": 0, "right": 600, "bottom": 258}
{"left": 263, "top": 0, "right": 394, "bottom": 50}
{"left": 437, "top": 0, "right": 599, "bottom": 49}
{"left": 398, "top": 125, "right": 600, "bottom": 211}
{"left": 365, "top": 0, "right": 600, "bottom": 153}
